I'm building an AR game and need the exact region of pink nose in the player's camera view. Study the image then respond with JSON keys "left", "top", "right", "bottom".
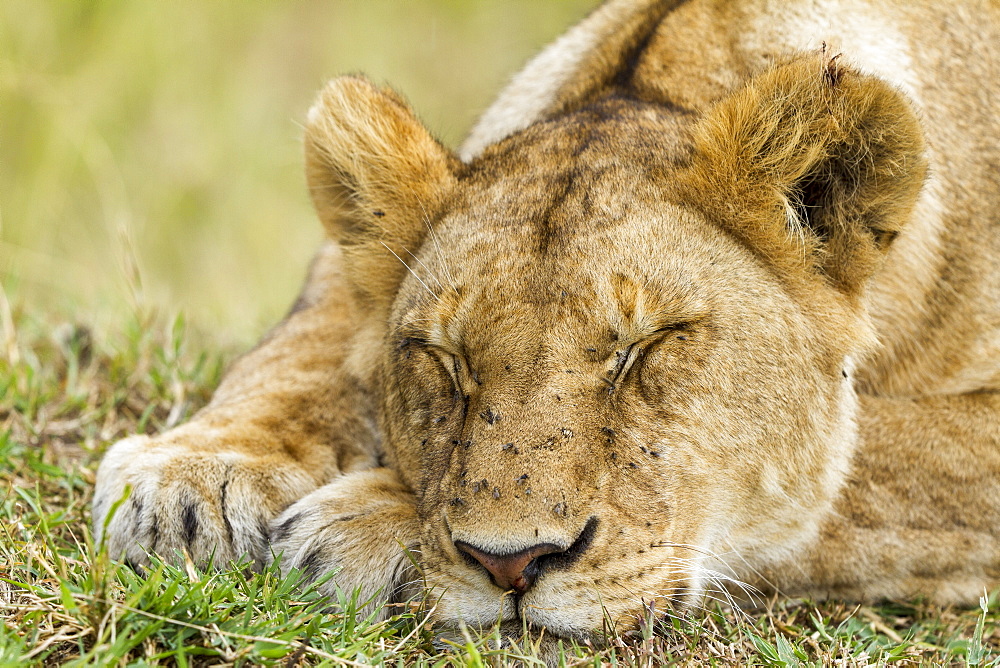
{"left": 454, "top": 541, "right": 563, "bottom": 593}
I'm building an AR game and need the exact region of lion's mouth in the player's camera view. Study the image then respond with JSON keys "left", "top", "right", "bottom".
{"left": 425, "top": 574, "right": 693, "bottom": 649}
{"left": 420, "top": 509, "right": 709, "bottom": 645}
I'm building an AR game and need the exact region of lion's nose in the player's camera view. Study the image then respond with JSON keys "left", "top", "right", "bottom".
{"left": 454, "top": 541, "right": 563, "bottom": 593}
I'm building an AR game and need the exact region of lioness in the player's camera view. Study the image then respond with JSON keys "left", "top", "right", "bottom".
{"left": 94, "top": 0, "right": 1000, "bottom": 649}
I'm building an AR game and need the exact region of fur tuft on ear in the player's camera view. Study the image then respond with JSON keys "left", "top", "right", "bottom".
{"left": 305, "top": 76, "right": 458, "bottom": 312}
{"left": 682, "top": 54, "right": 927, "bottom": 294}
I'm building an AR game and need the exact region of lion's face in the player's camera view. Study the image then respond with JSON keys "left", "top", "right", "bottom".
{"left": 376, "top": 101, "right": 866, "bottom": 639}
{"left": 304, "top": 58, "right": 923, "bottom": 639}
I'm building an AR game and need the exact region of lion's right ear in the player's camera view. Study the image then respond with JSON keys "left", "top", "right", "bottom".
{"left": 305, "top": 76, "right": 458, "bottom": 312}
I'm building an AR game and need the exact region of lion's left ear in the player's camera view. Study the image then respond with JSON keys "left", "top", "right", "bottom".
{"left": 681, "top": 55, "right": 927, "bottom": 294}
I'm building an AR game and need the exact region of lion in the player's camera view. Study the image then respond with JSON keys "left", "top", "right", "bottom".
{"left": 93, "top": 0, "right": 1000, "bottom": 652}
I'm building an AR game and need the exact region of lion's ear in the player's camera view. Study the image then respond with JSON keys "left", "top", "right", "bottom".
{"left": 305, "top": 76, "right": 458, "bottom": 312}
{"left": 682, "top": 55, "right": 926, "bottom": 294}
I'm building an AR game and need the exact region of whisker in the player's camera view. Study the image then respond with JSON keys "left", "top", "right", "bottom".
{"left": 418, "top": 202, "right": 459, "bottom": 293}
{"left": 391, "top": 316, "right": 436, "bottom": 335}
{"left": 653, "top": 548, "right": 760, "bottom": 620}
{"left": 607, "top": 581, "right": 728, "bottom": 642}
{"left": 720, "top": 536, "right": 785, "bottom": 600}
{"left": 379, "top": 241, "right": 438, "bottom": 300}
{"left": 404, "top": 247, "right": 445, "bottom": 290}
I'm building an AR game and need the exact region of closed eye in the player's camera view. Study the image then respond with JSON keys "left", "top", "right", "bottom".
{"left": 449, "top": 353, "right": 465, "bottom": 397}
{"left": 603, "top": 342, "right": 641, "bottom": 395}
{"left": 604, "top": 322, "right": 691, "bottom": 393}
{"left": 397, "top": 336, "right": 428, "bottom": 359}
{"left": 396, "top": 334, "right": 472, "bottom": 407}
{"left": 610, "top": 343, "right": 640, "bottom": 385}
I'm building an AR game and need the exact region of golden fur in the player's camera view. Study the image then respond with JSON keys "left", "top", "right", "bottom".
{"left": 94, "top": 0, "right": 1000, "bottom": 653}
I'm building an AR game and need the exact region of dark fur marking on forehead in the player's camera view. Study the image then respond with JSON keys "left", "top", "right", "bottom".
{"left": 534, "top": 170, "right": 578, "bottom": 256}
{"left": 466, "top": 94, "right": 692, "bottom": 179}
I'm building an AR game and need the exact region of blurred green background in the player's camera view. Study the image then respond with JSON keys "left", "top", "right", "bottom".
{"left": 1, "top": 1, "right": 593, "bottom": 347}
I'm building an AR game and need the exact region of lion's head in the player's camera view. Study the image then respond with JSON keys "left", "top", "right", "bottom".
{"left": 301, "top": 55, "right": 925, "bottom": 640}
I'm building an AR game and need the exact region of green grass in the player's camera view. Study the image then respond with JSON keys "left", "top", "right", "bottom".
{"left": 1, "top": 309, "right": 998, "bottom": 666}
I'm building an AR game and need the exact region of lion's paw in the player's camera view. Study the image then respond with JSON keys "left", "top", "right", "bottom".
{"left": 93, "top": 433, "right": 318, "bottom": 569}
{"left": 267, "top": 468, "right": 421, "bottom": 617}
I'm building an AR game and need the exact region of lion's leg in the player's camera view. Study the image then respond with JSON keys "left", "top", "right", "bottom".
{"left": 267, "top": 467, "right": 421, "bottom": 618}
{"left": 760, "top": 392, "right": 1000, "bottom": 604}
{"left": 93, "top": 242, "right": 382, "bottom": 568}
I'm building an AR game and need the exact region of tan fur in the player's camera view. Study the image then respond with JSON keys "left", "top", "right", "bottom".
{"left": 94, "top": 0, "right": 1000, "bottom": 654}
